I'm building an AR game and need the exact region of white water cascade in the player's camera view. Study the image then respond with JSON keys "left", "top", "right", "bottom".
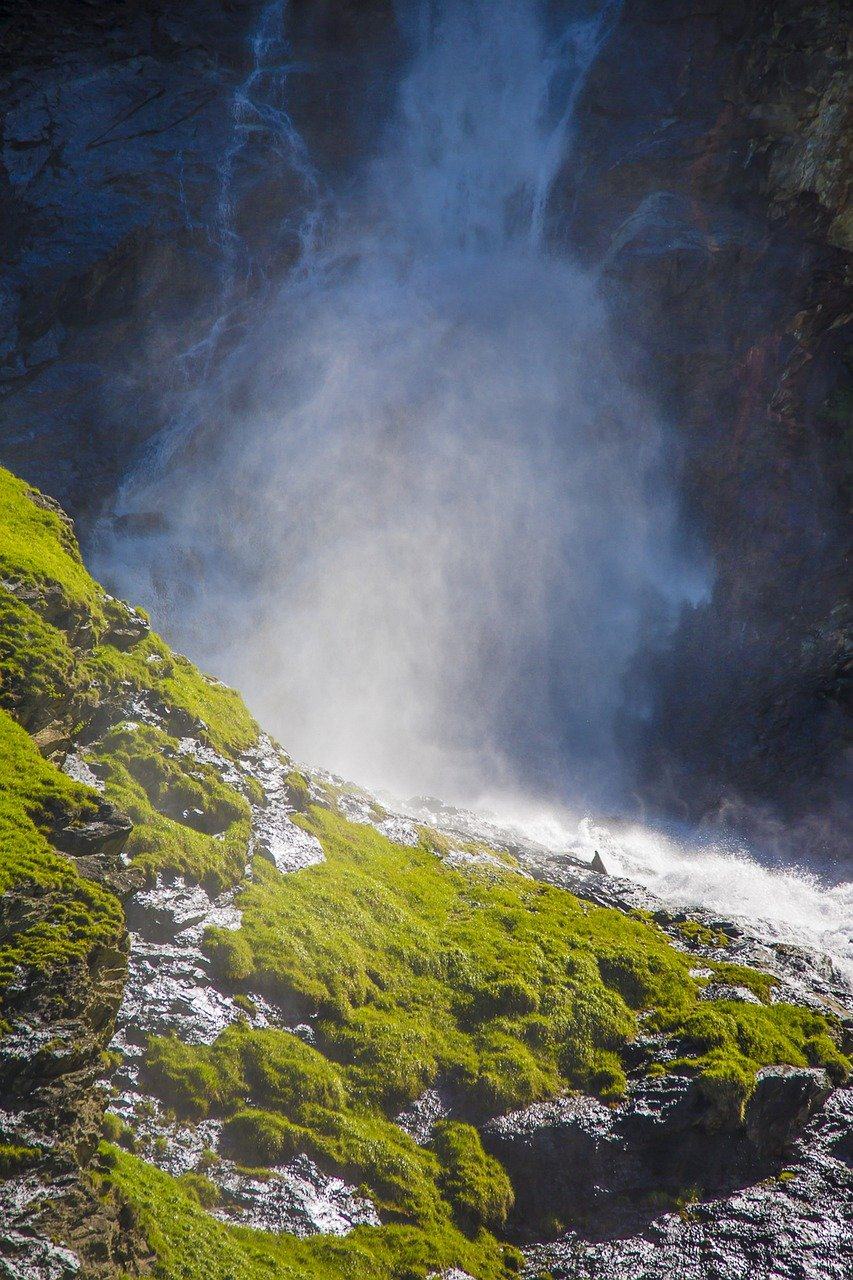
{"left": 100, "top": 0, "right": 703, "bottom": 807}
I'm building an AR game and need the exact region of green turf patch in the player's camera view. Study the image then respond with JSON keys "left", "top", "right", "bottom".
{"left": 99, "top": 1145, "right": 523, "bottom": 1280}
{"left": 207, "top": 807, "right": 847, "bottom": 1124}
{"left": 0, "top": 709, "right": 123, "bottom": 992}
{"left": 89, "top": 723, "right": 252, "bottom": 891}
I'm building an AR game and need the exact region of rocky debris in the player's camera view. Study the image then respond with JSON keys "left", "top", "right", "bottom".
{"left": 0, "top": 787, "right": 148, "bottom": 1278}
{"left": 212, "top": 1155, "right": 380, "bottom": 1236}
{"left": 523, "top": 1084, "right": 853, "bottom": 1280}
{"left": 107, "top": 1084, "right": 378, "bottom": 1237}
{"left": 487, "top": 1066, "right": 835, "bottom": 1246}
{"left": 374, "top": 814, "right": 421, "bottom": 846}
{"left": 0, "top": 1229, "right": 80, "bottom": 1280}
{"left": 115, "top": 879, "right": 248, "bottom": 1049}
{"left": 699, "top": 983, "right": 763, "bottom": 1005}
{"left": 0, "top": 1168, "right": 152, "bottom": 1280}
{"left": 746, "top": 1066, "right": 832, "bottom": 1159}
{"left": 60, "top": 752, "right": 103, "bottom": 792}
{"left": 396, "top": 1088, "right": 453, "bottom": 1145}
{"left": 244, "top": 735, "right": 324, "bottom": 873}
{"left": 48, "top": 798, "right": 132, "bottom": 862}
{"left": 99, "top": 599, "right": 149, "bottom": 652}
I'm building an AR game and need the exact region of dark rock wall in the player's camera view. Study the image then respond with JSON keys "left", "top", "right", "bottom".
{"left": 554, "top": 0, "right": 851, "bottom": 858}
{"left": 0, "top": 0, "right": 849, "bottom": 857}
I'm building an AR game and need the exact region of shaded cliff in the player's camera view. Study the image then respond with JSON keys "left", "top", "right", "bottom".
{"left": 0, "top": 1, "right": 849, "bottom": 854}
{"left": 558, "top": 0, "right": 851, "bottom": 856}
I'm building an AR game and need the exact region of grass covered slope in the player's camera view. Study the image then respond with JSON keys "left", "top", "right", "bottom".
{"left": 0, "top": 464, "right": 850, "bottom": 1280}
{"left": 195, "top": 808, "right": 849, "bottom": 1126}
{"left": 0, "top": 466, "right": 259, "bottom": 893}
{"left": 100, "top": 1145, "right": 518, "bottom": 1280}
{"left": 0, "top": 707, "right": 123, "bottom": 991}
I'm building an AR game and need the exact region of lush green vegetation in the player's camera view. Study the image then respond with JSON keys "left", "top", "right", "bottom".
{"left": 0, "top": 468, "right": 106, "bottom": 625}
{"left": 83, "top": 634, "right": 257, "bottom": 758}
{"left": 0, "top": 465, "right": 258, "bottom": 761}
{"left": 198, "top": 806, "right": 848, "bottom": 1124}
{"left": 99, "top": 1145, "right": 522, "bottom": 1280}
{"left": 145, "top": 1022, "right": 449, "bottom": 1224}
{"left": 0, "top": 708, "right": 123, "bottom": 990}
{"left": 0, "top": 589, "right": 78, "bottom": 730}
{"left": 2, "top": 460, "right": 850, "bottom": 1280}
{"left": 432, "top": 1121, "right": 514, "bottom": 1230}
{"left": 89, "top": 724, "right": 252, "bottom": 891}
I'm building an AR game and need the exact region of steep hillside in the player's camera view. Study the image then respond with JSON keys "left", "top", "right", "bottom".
{"left": 0, "top": 466, "right": 850, "bottom": 1279}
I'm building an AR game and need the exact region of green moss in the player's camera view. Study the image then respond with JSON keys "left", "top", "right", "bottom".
{"left": 0, "top": 1142, "right": 39, "bottom": 1176}
{"left": 179, "top": 1171, "right": 222, "bottom": 1208}
{"left": 0, "top": 588, "right": 79, "bottom": 730}
{"left": 83, "top": 635, "right": 257, "bottom": 758}
{"left": 101, "top": 1111, "right": 136, "bottom": 1149}
{"left": 705, "top": 961, "right": 778, "bottom": 1003}
{"left": 211, "top": 807, "right": 848, "bottom": 1122}
{"left": 672, "top": 919, "right": 728, "bottom": 950}
{"left": 0, "top": 466, "right": 257, "bottom": 763}
{"left": 667, "top": 1000, "right": 850, "bottom": 1121}
{"left": 100, "top": 1146, "right": 521, "bottom": 1280}
{"left": 143, "top": 1024, "right": 443, "bottom": 1222}
{"left": 219, "top": 809, "right": 668, "bottom": 1112}
{"left": 221, "top": 1108, "right": 307, "bottom": 1165}
{"left": 89, "top": 724, "right": 251, "bottom": 892}
{"left": 284, "top": 769, "right": 312, "bottom": 811}
{"left": 0, "top": 469, "right": 106, "bottom": 625}
{"left": 432, "top": 1121, "right": 514, "bottom": 1230}
{"left": 0, "top": 709, "right": 124, "bottom": 994}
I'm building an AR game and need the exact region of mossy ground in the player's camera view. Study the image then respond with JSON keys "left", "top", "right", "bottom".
{"left": 99, "top": 1145, "right": 521, "bottom": 1280}
{"left": 89, "top": 723, "right": 253, "bottom": 892}
{"left": 0, "top": 708, "right": 123, "bottom": 991}
{"left": 1, "top": 464, "right": 850, "bottom": 1280}
{"left": 196, "top": 806, "right": 849, "bottom": 1121}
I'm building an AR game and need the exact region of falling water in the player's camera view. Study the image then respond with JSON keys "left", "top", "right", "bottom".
{"left": 98, "top": 0, "right": 703, "bottom": 810}
{"left": 90, "top": 0, "right": 853, "bottom": 979}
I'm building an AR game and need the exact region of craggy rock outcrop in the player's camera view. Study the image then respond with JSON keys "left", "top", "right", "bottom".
{"left": 525, "top": 1083, "right": 853, "bottom": 1280}
{"left": 558, "top": 0, "right": 851, "bottom": 851}
{"left": 0, "top": 797, "right": 150, "bottom": 1278}
{"left": 484, "top": 1067, "right": 832, "bottom": 1242}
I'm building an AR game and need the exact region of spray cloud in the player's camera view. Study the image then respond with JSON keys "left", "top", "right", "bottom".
{"left": 97, "top": 0, "right": 706, "bottom": 806}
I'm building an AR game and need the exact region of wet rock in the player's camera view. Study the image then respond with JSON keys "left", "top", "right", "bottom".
{"left": 524, "top": 1087, "right": 853, "bottom": 1280}
{"left": 99, "top": 598, "right": 150, "bottom": 651}
{"left": 0, "top": 1229, "right": 80, "bottom": 1280}
{"left": 60, "top": 753, "right": 104, "bottom": 792}
{"left": 48, "top": 800, "right": 132, "bottom": 861}
{"left": 374, "top": 814, "right": 421, "bottom": 846}
{"left": 396, "top": 1088, "right": 453, "bottom": 1145}
{"left": 126, "top": 877, "right": 241, "bottom": 945}
{"left": 745, "top": 1067, "right": 831, "bottom": 1159}
{"left": 213, "top": 1154, "right": 380, "bottom": 1236}
{"left": 699, "top": 983, "right": 763, "bottom": 1004}
{"left": 246, "top": 736, "right": 324, "bottom": 873}
{"left": 486, "top": 1067, "right": 835, "bottom": 1246}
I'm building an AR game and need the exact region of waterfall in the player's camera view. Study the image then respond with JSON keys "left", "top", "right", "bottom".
{"left": 96, "top": 0, "right": 705, "bottom": 807}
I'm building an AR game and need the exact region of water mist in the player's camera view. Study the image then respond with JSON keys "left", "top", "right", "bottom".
{"left": 97, "top": 0, "right": 703, "bottom": 807}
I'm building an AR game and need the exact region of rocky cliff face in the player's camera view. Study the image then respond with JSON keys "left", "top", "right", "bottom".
{"left": 0, "top": 0, "right": 848, "bottom": 861}
{"left": 0, "top": 466, "right": 850, "bottom": 1278}
{"left": 559, "top": 0, "right": 851, "bottom": 853}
